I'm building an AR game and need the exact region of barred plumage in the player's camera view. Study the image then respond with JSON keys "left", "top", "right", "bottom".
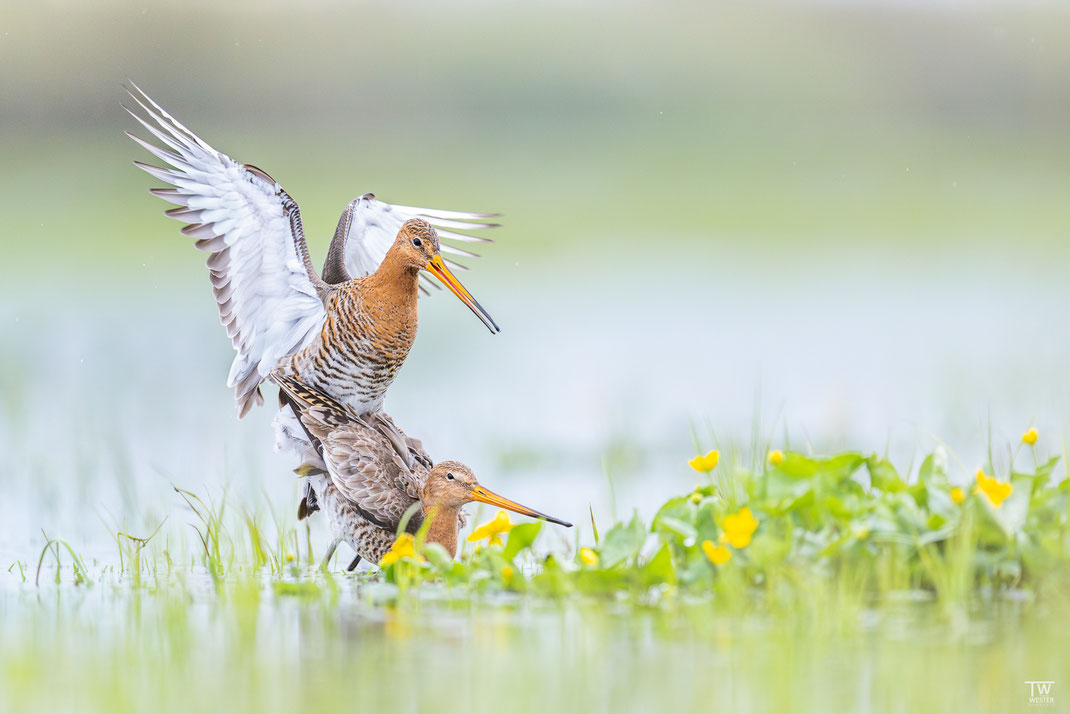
{"left": 125, "top": 83, "right": 500, "bottom": 427}
{"left": 274, "top": 373, "right": 572, "bottom": 569}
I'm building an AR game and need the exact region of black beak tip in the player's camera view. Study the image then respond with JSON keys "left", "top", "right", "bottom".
{"left": 479, "top": 309, "right": 500, "bottom": 334}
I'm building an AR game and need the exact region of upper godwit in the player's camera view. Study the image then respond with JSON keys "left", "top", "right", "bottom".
{"left": 274, "top": 372, "right": 571, "bottom": 569}
{"left": 123, "top": 84, "right": 499, "bottom": 463}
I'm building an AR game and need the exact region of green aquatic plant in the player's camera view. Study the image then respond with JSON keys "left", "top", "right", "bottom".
{"left": 372, "top": 436, "right": 1069, "bottom": 611}
{"left": 13, "top": 432, "right": 1070, "bottom": 714}
{"left": 35, "top": 531, "right": 90, "bottom": 587}
{"left": 26, "top": 432, "right": 1070, "bottom": 613}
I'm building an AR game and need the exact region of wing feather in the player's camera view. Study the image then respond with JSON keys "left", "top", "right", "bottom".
{"left": 321, "top": 427, "right": 427, "bottom": 533}
{"left": 125, "top": 84, "right": 328, "bottom": 417}
{"left": 271, "top": 373, "right": 444, "bottom": 535}
{"left": 386, "top": 203, "right": 500, "bottom": 221}
{"left": 330, "top": 194, "right": 498, "bottom": 292}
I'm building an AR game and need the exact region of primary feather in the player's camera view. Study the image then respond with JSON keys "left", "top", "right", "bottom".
{"left": 125, "top": 84, "right": 499, "bottom": 419}
{"left": 125, "top": 83, "right": 327, "bottom": 417}
{"left": 323, "top": 193, "right": 497, "bottom": 293}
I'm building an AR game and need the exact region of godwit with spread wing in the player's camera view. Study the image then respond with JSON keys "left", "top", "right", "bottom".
{"left": 274, "top": 372, "right": 571, "bottom": 569}
{"left": 123, "top": 84, "right": 499, "bottom": 467}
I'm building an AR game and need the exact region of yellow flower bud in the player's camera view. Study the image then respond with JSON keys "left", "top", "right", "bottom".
{"left": 1022, "top": 428, "right": 1038, "bottom": 446}
{"left": 768, "top": 449, "right": 784, "bottom": 466}
{"left": 950, "top": 487, "right": 965, "bottom": 505}
{"left": 579, "top": 548, "right": 599, "bottom": 567}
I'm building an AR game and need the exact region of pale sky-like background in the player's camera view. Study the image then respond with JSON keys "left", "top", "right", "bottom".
{"left": 1, "top": 0, "right": 1068, "bottom": 557}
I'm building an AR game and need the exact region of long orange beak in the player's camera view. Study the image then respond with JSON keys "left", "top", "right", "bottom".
{"left": 469, "top": 484, "right": 572, "bottom": 527}
{"left": 425, "top": 254, "right": 500, "bottom": 334}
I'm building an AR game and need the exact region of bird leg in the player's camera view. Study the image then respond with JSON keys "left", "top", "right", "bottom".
{"left": 346, "top": 554, "right": 362, "bottom": 572}
{"left": 318, "top": 537, "right": 341, "bottom": 572}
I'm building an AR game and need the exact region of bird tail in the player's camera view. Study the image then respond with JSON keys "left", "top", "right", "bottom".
{"left": 297, "top": 482, "right": 319, "bottom": 520}
{"left": 270, "top": 370, "right": 353, "bottom": 427}
{"left": 294, "top": 465, "right": 323, "bottom": 520}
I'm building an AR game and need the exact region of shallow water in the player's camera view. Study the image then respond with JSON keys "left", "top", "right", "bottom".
{"left": 1, "top": 247, "right": 1067, "bottom": 561}
{"left": 3, "top": 567, "right": 1066, "bottom": 714}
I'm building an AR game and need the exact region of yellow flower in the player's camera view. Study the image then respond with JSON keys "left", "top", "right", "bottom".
{"left": 768, "top": 449, "right": 784, "bottom": 466}
{"left": 689, "top": 492, "right": 702, "bottom": 505}
{"left": 379, "top": 533, "right": 421, "bottom": 567}
{"left": 501, "top": 565, "right": 515, "bottom": 582}
{"left": 689, "top": 450, "right": 720, "bottom": 473}
{"left": 285, "top": 552, "right": 295, "bottom": 563}
{"left": 701, "top": 540, "right": 732, "bottom": 565}
{"left": 722, "top": 506, "right": 759, "bottom": 548}
{"left": 974, "top": 469, "right": 1012, "bottom": 509}
{"left": 1022, "top": 428, "right": 1038, "bottom": 446}
{"left": 579, "top": 547, "right": 599, "bottom": 567}
{"left": 466, "top": 510, "right": 514, "bottom": 546}
{"left": 950, "top": 486, "right": 966, "bottom": 505}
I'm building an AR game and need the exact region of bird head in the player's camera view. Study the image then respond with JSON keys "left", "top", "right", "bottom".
{"left": 421, "top": 460, "right": 572, "bottom": 527}
{"left": 393, "top": 219, "right": 499, "bottom": 334}
{"left": 393, "top": 218, "right": 440, "bottom": 268}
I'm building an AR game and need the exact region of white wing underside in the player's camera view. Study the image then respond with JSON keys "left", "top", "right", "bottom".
{"left": 125, "top": 84, "right": 326, "bottom": 417}
{"left": 339, "top": 195, "right": 498, "bottom": 293}
{"left": 125, "top": 83, "right": 499, "bottom": 418}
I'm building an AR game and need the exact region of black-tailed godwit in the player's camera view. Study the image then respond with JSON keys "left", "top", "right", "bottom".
{"left": 124, "top": 84, "right": 499, "bottom": 468}
{"left": 274, "top": 372, "right": 571, "bottom": 569}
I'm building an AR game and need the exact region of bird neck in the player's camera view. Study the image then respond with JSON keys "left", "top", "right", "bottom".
{"left": 364, "top": 251, "right": 420, "bottom": 302}
{"left": 422, "top": 503, "right": 462, "bottom": 559}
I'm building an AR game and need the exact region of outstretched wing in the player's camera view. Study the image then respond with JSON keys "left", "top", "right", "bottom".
{"left": 321, "top": 193, "right": 498, "bottom": 293}
{"left": 124, "top": 84, "right": 328, "bottom": 418}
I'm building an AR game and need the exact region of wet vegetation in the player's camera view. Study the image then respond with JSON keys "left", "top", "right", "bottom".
{"left": 386, "top": 435, "right": 1070, "bottom": 611}
{"left": 5, "top": 433, "right": 1068, "bottom": 714}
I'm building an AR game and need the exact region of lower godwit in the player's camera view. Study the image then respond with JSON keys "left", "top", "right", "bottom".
{"left": 274, "top": 372, "right": 571, "bottom": 569}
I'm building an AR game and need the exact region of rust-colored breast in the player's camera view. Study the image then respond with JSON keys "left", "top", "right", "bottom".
{"left": 283, "top": 273, "right": 419, "bottom": 415}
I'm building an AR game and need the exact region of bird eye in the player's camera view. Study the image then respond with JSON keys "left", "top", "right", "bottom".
{"left": 412, "top": 237, "right": 422, "bottom": 248}
{"left": 446, "top": 473, "right": 455, "bottom": 480}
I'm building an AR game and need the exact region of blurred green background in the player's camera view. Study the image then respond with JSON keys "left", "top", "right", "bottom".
{"left": 3, "top": 4, "right": 1070, "bottom": 714}
{"left": 2, "top": 0, "right": 1069, "bottom": 551}
{"left": 5, "top": 0, "right": 1070, "bottom": 268}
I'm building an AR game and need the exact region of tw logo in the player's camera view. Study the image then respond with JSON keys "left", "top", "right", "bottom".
{"left": 1025, "top": 681, "right": 1055, "bottom": 705}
